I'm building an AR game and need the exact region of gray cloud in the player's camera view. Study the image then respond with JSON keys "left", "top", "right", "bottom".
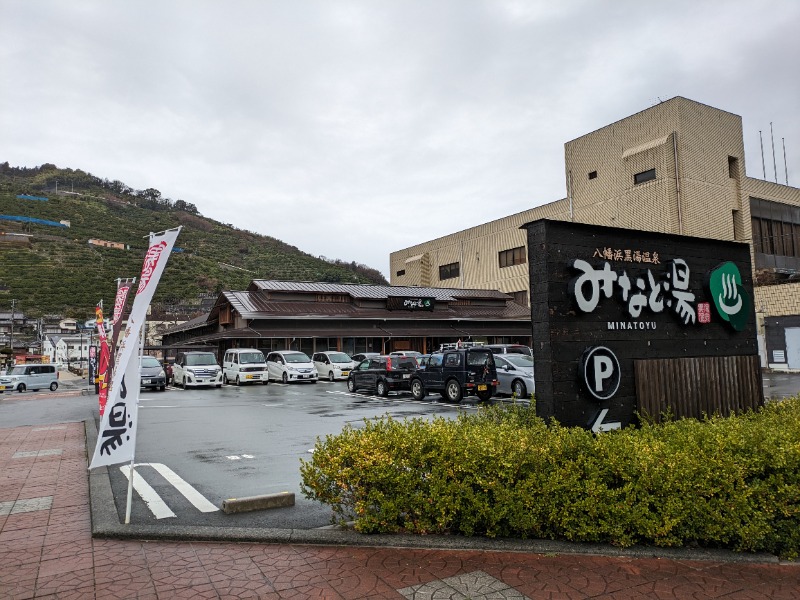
{"left": 2, "top": 0, "right": 798, "bottom": 278}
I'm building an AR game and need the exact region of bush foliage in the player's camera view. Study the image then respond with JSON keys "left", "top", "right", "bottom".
{"left": 300, "top": 397, "right": 800, "bottom": 558}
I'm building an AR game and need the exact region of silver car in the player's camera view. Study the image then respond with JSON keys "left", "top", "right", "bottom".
{"left": 494, "top": 354, "right": 535, "bottom": 399}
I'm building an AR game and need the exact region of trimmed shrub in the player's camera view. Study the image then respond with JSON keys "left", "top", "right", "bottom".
{"left": 300, "top": 398, "right": 800, "bottom": 559}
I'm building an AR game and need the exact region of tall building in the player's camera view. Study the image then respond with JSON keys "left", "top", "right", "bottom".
{"left": 390, "top": 97, "right": 800, "bottom": 368}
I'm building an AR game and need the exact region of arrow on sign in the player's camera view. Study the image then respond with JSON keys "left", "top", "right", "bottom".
{"left": 591, "top": 408, "right": 622, "bottom": 433}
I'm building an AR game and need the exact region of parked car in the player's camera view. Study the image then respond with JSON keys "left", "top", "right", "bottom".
{"left": 389, "top": 350, "right": 424, "bottom": 359}
{"left": 223, "top": 348, "right": 268, "bottom": 385}
{"left": 410, "top": 347, "right": 498, "bottom": 403}
{"left": 312, "top": 351, "right": 355, "bottom": 381}
{"left": 351, "top": 352, "right": 380, "bottom": 363}
{"left": 484, "top": 344, "right": 532, "bottom": 356}
{"left": 0, "top": 364, "right": 59, "bottom": 393}
{"left": 140, "top": 356, "right": 166, "bottom": 391}
{"left": 266, "top": 351, "right": 318, "bottom": 384}
{"left": 494, "top": 354, "right": 535, "bottom": 398}
{"left": 347, "top": 355, "right": 418, "bottom": 396}
{"left": 173, "top": 351, "right": 223, "bottom": 389}
{"left": 163, "top": 357, "right": 175, "bottom": 385}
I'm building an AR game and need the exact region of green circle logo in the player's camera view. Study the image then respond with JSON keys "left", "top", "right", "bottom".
{"left": 707, "top": 262, "right": 749, "bottom": 331}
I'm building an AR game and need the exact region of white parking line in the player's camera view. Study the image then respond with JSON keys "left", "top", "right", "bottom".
{"left": 120, "top": 462, "right": 219, "bottom": 519}
{"left": 146, "top": 462, "right": 219, "bottom": 513}
{"left": 120, "top": 464, "right": 176, "bottom": 519}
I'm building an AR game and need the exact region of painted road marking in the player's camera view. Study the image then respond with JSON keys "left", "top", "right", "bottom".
{"left": 226, "top": 454, "right": 255, "bottom": 460}
{"left": 32, "top": 425, "right": 67, "bottom": 432}
{"left": 120, "top": 464, "right": 176, "bottom": 519}
{"left": 120, "top": 462, "right": 219, "bottom": 519}
{"left": 0, "top": 496, "right": 53, "bottom": 515}
{"left": 398, "top": 570, "right": 531, "bottom": 600}
{"left": 13, "top": 449, "right": 63, "bottom": 458}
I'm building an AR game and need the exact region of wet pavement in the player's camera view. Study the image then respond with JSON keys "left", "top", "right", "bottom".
{"left": 2, "top": 420, "right": 800, "bottom": 599}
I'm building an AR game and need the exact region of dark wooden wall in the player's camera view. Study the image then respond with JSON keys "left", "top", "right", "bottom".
{"left": 634, "top": 355, "right": 763, "bottom": 422}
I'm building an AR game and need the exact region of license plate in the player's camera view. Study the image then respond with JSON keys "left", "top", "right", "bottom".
{"left": 341, "top": 371, "right": 349, "bottom": 376}
{"left": 403, "top": 374, "right": 410, "bottom": 379}
{"left": 142, "top": 379, "right": 151, "bottom": 384}
{"left": 477, "top": 384, "right": 487, "bottom": 391}
{"left": 0, "top": 385, "right": 5, "bottom": 391}
{"left": 246, "top": 375, "right": 254, "bottom": 379}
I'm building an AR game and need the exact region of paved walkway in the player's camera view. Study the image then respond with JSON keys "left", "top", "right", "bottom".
{"left": 1, "top": 422, "right": 799, "bottom": 599}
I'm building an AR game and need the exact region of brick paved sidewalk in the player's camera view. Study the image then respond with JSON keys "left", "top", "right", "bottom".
{"left": 1, "top": 422, "right": 799, "bottom": 599}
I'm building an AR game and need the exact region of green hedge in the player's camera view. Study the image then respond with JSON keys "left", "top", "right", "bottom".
{"left": 299, "top": 398, "right": 800, "bottom": 559}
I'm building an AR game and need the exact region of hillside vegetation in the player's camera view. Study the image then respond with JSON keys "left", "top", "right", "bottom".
{"left": 0, "top": 163, "right": 387, "bottom": 318}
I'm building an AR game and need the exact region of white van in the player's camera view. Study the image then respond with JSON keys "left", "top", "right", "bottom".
{"left": 0, "top": 364, "right": 59, "bottom": 393}
{"left": 223, "top": 348, "right": 268, "bottom": 385}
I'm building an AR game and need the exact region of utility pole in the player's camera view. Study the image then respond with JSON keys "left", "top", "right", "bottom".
{"left": 9, "top": 299, "right": 16, "bottom": 367}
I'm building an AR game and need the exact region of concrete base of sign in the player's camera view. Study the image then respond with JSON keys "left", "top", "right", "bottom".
{"left": 221, "top": 492, "right": 295, "bottom": 514}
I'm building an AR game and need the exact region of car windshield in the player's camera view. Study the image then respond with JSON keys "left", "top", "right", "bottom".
{"left": 186, "top": 353, "right": 217, "bottom": 366}
{"left": 8, "top": 366, "right": 28, "bottom": 375}
{"left": 391, "top": 357, "right": 417, "bottom": 370}
{"left": 284, "top": 353, "right": 311, "bottom": 364}
{"left": 466, "top": 351, "right": 495, "bottom": 367}
{"left": 327, "top": 352, "right": 352, "bottom": 363}
{"left": 141, "top": 357, "right": 161, "bottom": 368}
{"left": 239, "top": 352, "right": 265, "bottom": 364}
{"left": 505, "top": 355, "right": 534, "bottom": 368}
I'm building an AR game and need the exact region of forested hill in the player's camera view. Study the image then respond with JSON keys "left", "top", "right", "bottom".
{"left": 0, "top": 162, "right": 387, "bottom": 319}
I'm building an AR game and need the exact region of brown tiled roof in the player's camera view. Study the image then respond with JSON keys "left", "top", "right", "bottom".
{"left": 247, "top": 280, "right": 511, "bottom": 300}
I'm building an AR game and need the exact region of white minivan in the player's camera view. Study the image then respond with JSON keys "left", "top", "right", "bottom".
{"left": 266, "top": 351, "right": 318, "bottom": 384}
{"left": 223, "top": 348, "right": 268, "bottom": 385}
{"left": 0, "top": 364, "right": 59, "bottom": 393}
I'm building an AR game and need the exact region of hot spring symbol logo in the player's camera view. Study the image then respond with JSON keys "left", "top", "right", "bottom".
{"left": 706, "top": 262, "right": 750, "bottom": 331}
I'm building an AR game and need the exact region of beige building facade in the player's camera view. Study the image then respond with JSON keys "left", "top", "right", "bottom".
{"left": 391, "top": 97, "right": 800, "bottom": 369}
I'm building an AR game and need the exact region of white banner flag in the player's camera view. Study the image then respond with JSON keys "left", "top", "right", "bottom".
{"left": 90, "top": 227, "right": 181, "bottom": 469}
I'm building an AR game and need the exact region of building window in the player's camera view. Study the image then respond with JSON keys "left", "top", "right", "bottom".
{"left": 633, "top": 168, "right": 656, "bottom": 185}
{"left": 439, "top": 262, "right": 460, "bottom": 281}
{"left": 588, "top": 171, "right": 597, "bottom": 180}
{"left": 396, "top": 269, "right": 406, "bottom": 277}
{"left": 512, "top": 290, "right": 529, "bottom": 307}
{"left": 499, "top": 246, "right": 526, "bottom": 268}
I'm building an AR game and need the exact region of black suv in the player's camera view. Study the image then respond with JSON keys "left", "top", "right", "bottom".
{"left": 410, "top": 348, "right": 498, "bottom": 402}
{"left": 347, "top": 355, "right": 418, "bottom": 396}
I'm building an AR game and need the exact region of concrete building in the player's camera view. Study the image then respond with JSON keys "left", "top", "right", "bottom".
{"left": 390, "top": 97, "right": 800, "bottom": 369}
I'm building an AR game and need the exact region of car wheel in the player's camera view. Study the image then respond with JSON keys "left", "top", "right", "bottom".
{"left": 223, "top": 373, "right": 229, "bottom": 385}
{"left": 376, "top": 379, "right": 388, "bottom": 397}
{"left": 445, "top": 379, "right": 462, "bottom": 403}
{"left": 17, "top": 383, "right": 26, "bottom": 393}
{"left": 235, "top": 375, "right": 241, "bottom": 386}
{"left": 50, "top": 382, "right": 59, "bottom": 392}
{"left": 281, "top": 372, "right": 288, "bottom": 384}
{"left": 476, "top": 388, "right": 493, "bottom": 402}
{"left": 262, "top": 379, "right": 269, "bottom": 385}
{"left": 159, "top": 385, "right": 165, "bottom": 391}
{"left": 411, "top": 379, "right": 425, "bottom": 401}
{"left": 512, "top": 380, "right": 527, "bottom": 398}
{"left": 347, "top": 377, "right": 356, "bottom": 393}
{"left": 328, "top": 371, "right": 335, "bottom": 382}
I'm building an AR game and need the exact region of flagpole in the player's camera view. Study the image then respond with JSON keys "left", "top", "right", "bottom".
{"left": 124, "top": 309, "right": 147, "bottom": 524}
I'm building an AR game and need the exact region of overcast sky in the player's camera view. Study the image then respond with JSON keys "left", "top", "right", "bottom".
{"left": 3, "top": 1, "right": 799, "bottom": 279}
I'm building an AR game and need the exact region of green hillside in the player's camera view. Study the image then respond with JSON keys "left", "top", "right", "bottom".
{"left": 0, "top": 163, "right": 387, "bottom": 318}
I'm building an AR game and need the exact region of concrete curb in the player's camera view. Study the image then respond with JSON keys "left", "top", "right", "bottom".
{"left": 222, "top": 492, "right": 295, "bottom": 513}
{"left": 83, "top": 418, "right": 792, "bottom": 565}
